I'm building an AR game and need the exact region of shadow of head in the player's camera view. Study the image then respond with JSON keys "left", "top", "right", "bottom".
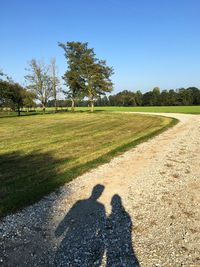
{"left": 111, "top": 194, "right": 122, "bottom": 209}
{"left": 90, "top": 184, "right": 105, "bottom": 200}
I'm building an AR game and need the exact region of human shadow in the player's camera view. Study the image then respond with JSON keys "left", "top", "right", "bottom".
{"left": 106, "top": 194, "right": 140, "bottom": 267}
{"left": 54, "top": 187, "right": 140, "bottom": 266}
{"left": 54, "top": 184, "right": 106, "bottom": 266}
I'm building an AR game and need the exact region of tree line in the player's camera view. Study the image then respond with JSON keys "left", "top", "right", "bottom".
{"left": 47, "top": 86, "right": 200, "bottom": 108}
{"left": 1, "top": 41, "right": 200, "bottom": 115}
{"left": 99, "top": 86, "right": 200, "bottom": 107}
{"left": 0, "top": 42, "right": 114, "bottom": 114}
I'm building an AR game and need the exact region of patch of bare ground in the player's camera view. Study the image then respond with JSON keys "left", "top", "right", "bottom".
{"left": 0, "top": 113, "right": 200, "bottom": 266}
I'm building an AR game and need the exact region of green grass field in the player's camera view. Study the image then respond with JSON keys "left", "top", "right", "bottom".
{"left": 0, "top": 112, "right": 176, "bottom": 217}
{"left": 76, "top": 106, "right": 200, "bottom": 114}
{"left": 1, "top": 105, "right": 200, "bottom": 118}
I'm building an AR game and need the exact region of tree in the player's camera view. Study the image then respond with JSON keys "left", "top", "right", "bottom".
{"left": 0, "top": 80, "right": 12, "bottom": 109}
{"left": 0, "top": 69, "right": 4, "bottom": 79}
{"left": 50, "top": 58, "right": 60, "bottom": 112}
{"left": 168, "top": 89, "right": 177, "bottom": 105}
{"left": 85, "top": 59, "right": 114, "bottom": 111}
{"left": 158, "top": 90, "right": 168, "bottom": 106}
{"left": 0, "top": 71, "right": 24, "bottom": 114}
{"left": 0, "top": 80, "right": 34, "bottom": 115}
{"left": 0, "top": 69, "right": 13, "bottom": 83}
{"left": 108, "top": 95, "right": 115, "bottom": 106}
{"left": 99, "top": 95, "right": 109, "bottom": 106}
{"left": 142, "top": 91, "right": 154, "bottom": 106}
{"left": 113, "top": 90, "right": 136, "bottom": 106}
{"left": 152, "top": 87, "right": 160, "bottom": 94}
{"left": 152, "top": 87, "right": 160, "bottom": 105}
{"left": 63, "top": 68, "right": 85, "bottom": 111}
{"left": 187, "top": 87, "right": 200, "bottom": 105}
{"left": 135, "top": 90, "right": 143, "bottom": 106}
{"left": 25, "top": 59, "right": 52, "bottom": 113}
{"left": 176, "top": 88, "right": 193, "bottom": 106}
{"left": 9, "top": 83, "right": 25, "bottom": 116}
{"left": 59, "top": 42, "right": 86, "bottom": 111}
{"left": 59, "top": 42, "right": 114, "bottom": 112}
{"left": 23, "top": 90, "right": 36, "bottom": 111}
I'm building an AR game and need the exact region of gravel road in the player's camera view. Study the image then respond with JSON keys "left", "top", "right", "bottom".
{"left": 0, "top": 113, "right": 199, "bottom": 267}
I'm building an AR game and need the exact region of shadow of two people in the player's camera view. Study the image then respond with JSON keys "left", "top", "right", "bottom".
{"left": 55, "top": 184, "right": 140, "bottom": 267}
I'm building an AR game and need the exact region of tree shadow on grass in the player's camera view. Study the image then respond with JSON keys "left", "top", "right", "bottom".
{"left": 72, "top": 109, "right": 106, "bottom": 113}
{"left": 0, "top": 151, "right": 73, "bottom": 217}
{"left": 0, "top": 109, "right": 69, "bottom": 118}
{"left": 54, "top": 185, "right": 140, "bottom": 267}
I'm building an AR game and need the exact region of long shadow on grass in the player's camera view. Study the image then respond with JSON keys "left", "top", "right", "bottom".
{"left": 0, "top": 109, "right": 70, "bottom": 118}
{"left": 0, "top": 109, "right": 106, "bottom": 118}
{"left": 0, "top": 151, "right": 73, "bottom": 217}
{"left": 54, "top": 185, "right": 140, "bottom": 266}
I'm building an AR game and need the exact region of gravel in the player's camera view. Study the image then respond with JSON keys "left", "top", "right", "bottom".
{"left": 0, "top": 113, "right": 199, "bottom": 267}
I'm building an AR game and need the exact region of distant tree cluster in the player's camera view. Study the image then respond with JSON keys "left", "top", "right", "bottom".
{"left": 92, "top": 87, "right": 200, "bottom": 107}
{"left": 47, "top": 87, "right": 200, "bottom": 108}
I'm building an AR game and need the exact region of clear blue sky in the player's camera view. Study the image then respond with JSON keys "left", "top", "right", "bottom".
{"left": 1, "top": 0, "right": 200, "bottom": 93}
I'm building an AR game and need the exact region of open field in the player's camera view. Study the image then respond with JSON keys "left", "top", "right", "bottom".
{"left": 0, "top": 112, "right": 174, "bottom": 217}
{"left": 76, "top": 105, "right": 200, "bottom": 114}
{"left": 1, "top": 105, "right": 200, "bottom": 118}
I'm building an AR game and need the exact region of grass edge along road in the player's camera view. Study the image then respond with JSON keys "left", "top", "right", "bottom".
{"left": 0, "top": 112, "right": 178, "bottom": 217}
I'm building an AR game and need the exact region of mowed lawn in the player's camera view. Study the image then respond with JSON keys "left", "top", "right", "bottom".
{"left": 76, "top": 106, "right": 200, "bottom": 114}
{"left": 0, "top": 112, "right": 174, "bottom": 216}
{"left": 1, "top": 106, "right": 200, "bottom": 119}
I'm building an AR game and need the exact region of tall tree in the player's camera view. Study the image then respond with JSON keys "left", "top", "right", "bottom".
{"left": 135, "top": 90, "right": 143, "bottom": 106}
{"left": 152, "top": 87, "right": 161, "bottom": 105}
{"left": 25, "top": 59, "right": 52, "bottom": 113}
{"left": 59, "top": 42, "right": 85, "bottom": 111}
{"left": 59, "top": 42, "right": 114, "bottom": 112}
{"left": 23, "top": 90, "right": 36, "bottom": 111}
{"left": 50, "top": 58, "right": 60, "bottom": 112}
{"left": 84, "top": 58, "right": 114, "bottom": 112}
{"left": 63, "top": 68, "right": 85, "bottom": 111}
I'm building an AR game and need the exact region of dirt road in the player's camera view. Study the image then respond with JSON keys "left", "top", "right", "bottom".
{"left": 0, "top": 113, "right": 199, "bottom": 266}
